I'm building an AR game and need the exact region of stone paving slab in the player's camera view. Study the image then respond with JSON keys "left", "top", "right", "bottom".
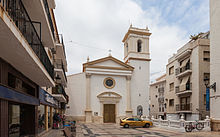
{"left": 76, "top": 123, "right": 220, "bottom": 137}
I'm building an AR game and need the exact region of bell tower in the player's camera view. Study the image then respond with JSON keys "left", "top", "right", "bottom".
{"left": 122, "top": 25, "right": 151, "bottom": 116}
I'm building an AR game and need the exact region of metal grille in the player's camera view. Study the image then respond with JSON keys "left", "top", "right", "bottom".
{"left": 3, "top": 0, "right": 54, "bottom": 80}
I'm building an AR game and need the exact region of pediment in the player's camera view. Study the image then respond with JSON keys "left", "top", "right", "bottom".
{"left": 97, "top": 92, "right": 122, "bottom": 99}
{"left": 83, "top": 56, "right": 134, "bottom": 72}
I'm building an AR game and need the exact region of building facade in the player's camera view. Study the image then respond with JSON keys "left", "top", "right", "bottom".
{"left": 0, "top": 0, "right": 68, "bottom": 136}
{"left": 210, "top": 0, "right": 220, "bottom": 131}
{"left": 165, "top": 32, "right": 210, "bottom": 121}
{"left": 149, "top": 74, "right": 166, "bottom": 119}
{"left": 66, "top": 26, "right": 151, "bottom": 123}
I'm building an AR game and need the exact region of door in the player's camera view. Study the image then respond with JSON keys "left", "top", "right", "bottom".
{"left": 103, "top": 104, "right": 115, "bottom": 123}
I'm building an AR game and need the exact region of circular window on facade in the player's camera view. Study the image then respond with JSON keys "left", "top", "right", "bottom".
{"left": 104, "top": 77, "right": 115, "bottom": 89}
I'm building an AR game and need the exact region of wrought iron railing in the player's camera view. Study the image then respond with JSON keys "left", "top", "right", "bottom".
{"left": 158, "top": 87, "right": 164, "bottom": 93}
{"left": 54, "top": 59, "right": 67, "bottom": 82}
{"left": 175, "top": 83, "right": 192, "bottom": 93}
{"left": 175, "top": 63, "right": 192, "bottom": 75}
{"left": 158, "top": 97, "right": 164, "bottom": 103}
{"left": 43, "top": 0, "right": 55, "bottom": 39}
{"left": 1, "top": 0, "right": 54, "bottom": 79}
{"left": 176, "top": 103, "right": 192, "bottom": 111}
{"left": 52, "top": 84, "right": 69, "bottom": 103}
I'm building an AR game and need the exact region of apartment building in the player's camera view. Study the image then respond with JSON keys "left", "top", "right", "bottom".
{"left": 0, "top": 0, "right": 68, "bottom": 136}
{"left": 165, "top": 32, "right": 210, "bottom": 121}
{"left": 150, "top": 74, "right": 166, "bottom": 119}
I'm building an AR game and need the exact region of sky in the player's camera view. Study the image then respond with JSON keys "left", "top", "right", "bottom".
{"left": 54, "top": 0, "right": 209, "bottom": 82}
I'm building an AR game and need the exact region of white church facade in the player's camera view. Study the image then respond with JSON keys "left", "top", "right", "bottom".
{"left": 66, "top": 26, "right": 151, "bottom": 123}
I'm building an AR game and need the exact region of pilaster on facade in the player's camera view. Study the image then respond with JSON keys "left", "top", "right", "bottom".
{"left": 85, "top": 73, "right": 92, "bottom": 123}
{"left": 126, "top": 75, "right": 133, "bottom": 116}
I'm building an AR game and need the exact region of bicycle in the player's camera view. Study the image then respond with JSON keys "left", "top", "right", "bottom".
{"left": 185, "top": 121, "right": 204, "bottom": 132}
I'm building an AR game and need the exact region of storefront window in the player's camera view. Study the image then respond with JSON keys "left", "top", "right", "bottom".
{"left": 38, "top": 104, "right": 45, "bottom": 133}
{"left": 9, "top": 104, "right": 20, "bottom": 137}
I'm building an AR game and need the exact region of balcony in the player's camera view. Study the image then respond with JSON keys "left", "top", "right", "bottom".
{"left": 175, "top": 83, "right": 192, "bottom": 96}
{"left": 21, "top": 0, "right": 55, "bottom": 48}
{"left": 175, "top": 63, "right": 192, "bottom": 78}
{"left": 54, "top": 59, "right": 67, "bottom": 87}
{"left": 158, "top": 87, "right": 164, "bottom": 93}
{"left": 158, "top": 97, "right": 164, "bottom": 103}
{"left": 0, "top": 0, "right": 55, "bottom": 86}
{"left": 176, "top": 103, "right": 192, "bottom": 112}
{"left": 55, "top": 34, "right": 67, "bottom": 71}
{"left": 52, "top": 84, "right": 67, "bottom": 103}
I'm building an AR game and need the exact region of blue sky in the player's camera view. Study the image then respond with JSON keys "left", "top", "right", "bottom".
{"left": 54, "top": 0, "right": 210, "bottom": 82}
{"left": 138, "top": 0, "right": 209, "bottom": 36}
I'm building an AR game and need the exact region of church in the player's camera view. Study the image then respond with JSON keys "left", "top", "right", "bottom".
{"left": 66, "top": 25, "right": 151, "bottom": 123}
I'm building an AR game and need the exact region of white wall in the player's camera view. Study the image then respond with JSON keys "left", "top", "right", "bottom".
{"left": 65, "top": 73, "right": 86, "bottom": 116}
{"left": 90, "top": 75, "right": 127, "bottom": 116}
{"left": 130, "top": 59, "right": 150, "bottom": 116}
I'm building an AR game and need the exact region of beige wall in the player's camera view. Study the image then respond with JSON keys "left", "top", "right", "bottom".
{"left": 165, "top": 34, "right": 210, "bottom": 120}
{"left": 150, "top": 75, "right": 166, "bottom": 118}
{"left": 210, "top": 0, "right": 220, "bottom": 121}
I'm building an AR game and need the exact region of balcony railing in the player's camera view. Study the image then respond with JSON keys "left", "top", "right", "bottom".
{"left": 158, "top": 97, "right": 164, "bottom": 103}
{"left": 175, "top": 63, "right": 192, "bottom": 75}
{"left": 52, "top": 84, "right": 69, "bottom": 103}
{"left": 158, "top": 87, "right": 164, "bottom": 93}
{"left": 176, "top": 103, "right": 192, "bottom": 111}
{"left": 175, "top": 83, "right": 192, "bottom": 93}
{"left": 56, "top": 34, "right": 66, "bottom": 58}
{"left": 43, "top": 0, "right": 55, "bottom": 39}
{"left": 54, "top": 59, "right": 67, "bottom": 82}
{"left": 1, "top": 0, "right": 54, "bottom": 79}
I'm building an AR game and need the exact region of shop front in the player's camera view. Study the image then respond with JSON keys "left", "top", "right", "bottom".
{"left": 0, "top": 85, "right": 39, "bottom": 137}
{"left": 38, "top": 88, "right": 58, "bottom": 135}
{"left": 0, "top": 58, "right": 39, "bottom": 137}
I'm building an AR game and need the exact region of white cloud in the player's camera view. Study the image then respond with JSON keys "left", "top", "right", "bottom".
{"left": 54, "top": 0, "right": 208, "bottom": 81}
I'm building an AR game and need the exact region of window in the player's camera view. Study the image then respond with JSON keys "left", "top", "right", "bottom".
{"left": 137, "top": 40, "right": 142, "bottom": 52}
{"left": 203, "top": 51, "right": 210, "bottom": 62}
{"left": 159, "top": 107, "right": 161, "bottom": 112}
{"left": 137, "top": 105, "right": 143, "bottom": 116}
{"left": 169, "top": 83, "right": 174, "bottom": 91}
{"left": 169, "top": 99, "right": 174, "bottom": 106}
{"left": 126, "top": 43, "right": 128, "bottom": 53}
{"left": 8, "top": 73, "right": 16, "bottom": 88}
{"left": 169, "top": 66, "right": 174, "bottom": 75}
{"left": 204, "top": 73, "right": 210, "bottom": 80}
{"left": 204, "top": 94, "right": 206, "bottom": 105}
{"left": 162, "top": 107, "right": 164, "bottom": 112}
{"left": 127, "top": 118, "right": 134, "bottom": 121}
{"left": 152, "top": 105, "right": 154, "bottom": 107}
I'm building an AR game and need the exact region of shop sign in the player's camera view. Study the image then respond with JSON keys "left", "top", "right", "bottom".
{"left": 45, "top": 94, "right": 55, "bottom": 105}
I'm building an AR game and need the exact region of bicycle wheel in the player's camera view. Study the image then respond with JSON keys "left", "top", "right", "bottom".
{"left": 185, "top": 125, "right": 192, "bottom": 132}
{"left": 196, "top": 123, "right": 204, "bottom": 130}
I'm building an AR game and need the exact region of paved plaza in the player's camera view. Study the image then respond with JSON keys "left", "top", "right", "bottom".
{"left": 75, "top": 123, "right": 220, "bottom": 137}
{"left": 42, "top": 123, "right": 220, "bottom": 137}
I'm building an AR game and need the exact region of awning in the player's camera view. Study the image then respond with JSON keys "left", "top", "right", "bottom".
{"left": 0, "top": 85, "right": 39, "bottom": 106}
{"left": 179, "top": 76, "right": 190, "bottom": 91}
{"left": 180, "top": 58, "right": 190, "bottom": 68}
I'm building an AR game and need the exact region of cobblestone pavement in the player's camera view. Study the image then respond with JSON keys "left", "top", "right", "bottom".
{"left": 41, "top": 129, "right": 65, "bottom": 137}
{"left": 76, "top": 123, "right": 220, "bottom": 137}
